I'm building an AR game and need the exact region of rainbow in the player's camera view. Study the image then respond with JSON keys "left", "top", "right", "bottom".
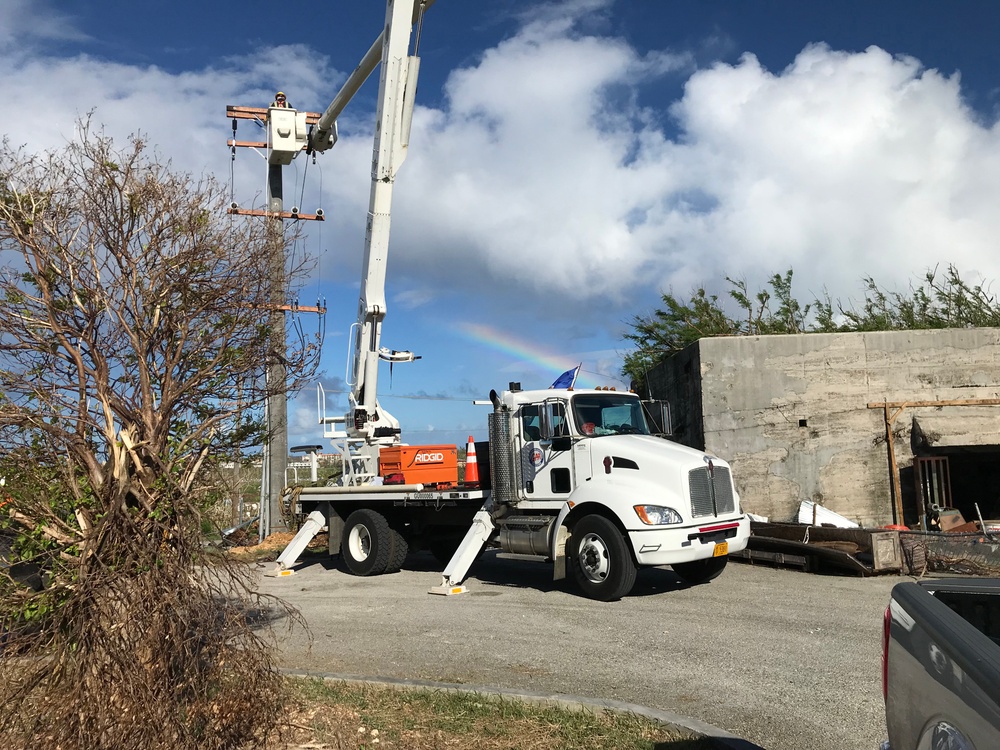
{"left": 455, "top": 322, "right": 587, "bottom": 387}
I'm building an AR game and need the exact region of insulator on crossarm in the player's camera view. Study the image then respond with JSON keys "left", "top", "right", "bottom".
{"left": 315, "top": 208, "right": 324, "bottom": 218}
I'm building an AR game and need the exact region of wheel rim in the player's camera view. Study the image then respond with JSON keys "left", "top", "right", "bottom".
{"left": 577, "top": 532, "right": 610, "bottom": 584}
{"left": 348, "top": 524, "right": 371, "bottom": 562}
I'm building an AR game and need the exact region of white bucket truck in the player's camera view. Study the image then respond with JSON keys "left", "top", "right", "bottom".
{"left": 271, "top": 0, "right": 749, "bottom": 599}
{"left": 286, "top": 381, "right": 749, "bottom": 601}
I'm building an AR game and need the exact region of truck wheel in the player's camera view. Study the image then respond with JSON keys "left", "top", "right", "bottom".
{"left": 341, "top": 509, "right": 393, "bottom": 576}
{"left": 672, "top": 556, "right": 728, "bottom": 585}
{"left": 385, "top": 526, "right": 409, "bottom": 574}
{"left": 569, "top": 515, "right": 637, "bottom": 601}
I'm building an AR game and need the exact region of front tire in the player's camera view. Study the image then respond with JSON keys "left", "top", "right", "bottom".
{"left": 341, "top": 509, "right": 393, "bottom": 576}
{"left": 569, "top": 515, "right": 637, "bottom": 601}
{"left": 672, "top": 556, "right": 728, "bottom": 585}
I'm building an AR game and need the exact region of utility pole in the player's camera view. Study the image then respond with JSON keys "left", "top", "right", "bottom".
{"left": 226, "top": 104, "right": 326, "bottom": 538}
{"left": 266, "top": 161, "right": 288, "bottom": 532}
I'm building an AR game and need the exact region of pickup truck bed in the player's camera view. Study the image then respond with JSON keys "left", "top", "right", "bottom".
{"left": 883, "top": 578, "right": 1000, "bottom": 749}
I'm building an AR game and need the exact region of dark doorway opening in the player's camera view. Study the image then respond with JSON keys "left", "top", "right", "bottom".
{"left": 916, "top": 446, "right": 1000, "bottom": 523}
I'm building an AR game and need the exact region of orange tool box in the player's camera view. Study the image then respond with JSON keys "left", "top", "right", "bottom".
{"left": 379, "top": 444, "right": 458, "bottom": 486}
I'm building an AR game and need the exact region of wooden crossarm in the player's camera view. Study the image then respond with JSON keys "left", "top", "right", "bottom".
{"left": 226, "top": 105, "right": 322, "bottom": 125}
{"left": 226, "top": 207, "right": 324, "bottom": 221}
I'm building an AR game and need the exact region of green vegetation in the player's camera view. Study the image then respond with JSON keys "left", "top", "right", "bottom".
{"left": 623, "top": 264, "right": 1000, "bottom": 385}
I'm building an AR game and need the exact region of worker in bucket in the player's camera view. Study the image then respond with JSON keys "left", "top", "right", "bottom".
{"left": 270, "top": 91, "right": 291, "bottom": 108}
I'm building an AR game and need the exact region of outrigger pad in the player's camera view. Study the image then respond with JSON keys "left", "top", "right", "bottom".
{"left": 262, "top": 562, "right": 296, "bottom": 578}
{"left": 428, "top": 580, "right": 468, "bottom": 596}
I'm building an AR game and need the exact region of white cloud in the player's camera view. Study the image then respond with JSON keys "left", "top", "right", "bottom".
{"left": 0, "top": 0, "right": 88, "bottom": 50}
{"left": 0, "top": 40, "right": 346, "bottom": 177}
{"left": 3, "top": 2, "right": 999, "bottom": 331}
{"left": 661, "top": 44, "right": 1000, "bottom": 301}
{"left": 390, "top": 19, "right": 1000, "bottom": 315}
{"left": 394, "top": 289, "right": 435, "bottom": 309}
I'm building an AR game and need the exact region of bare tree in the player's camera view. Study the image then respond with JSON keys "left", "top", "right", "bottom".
{"left": 0, "top": 123, "right": 316, "bottom": 749}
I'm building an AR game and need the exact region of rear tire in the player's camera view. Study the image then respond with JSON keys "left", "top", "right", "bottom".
{"left": 385, "top": 526, "right": 409, "bottom": 573}
{"left": 341, "top": 509, "right": 392, "bottom": 576}
{"left": 672, "top": 556, "right": 728, "bottom": 585}
{"left": 568, "top": 515, "right": 636, "bottom": 601}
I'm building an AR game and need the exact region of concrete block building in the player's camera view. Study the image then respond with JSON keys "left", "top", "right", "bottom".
{"left": 644, "top": 328, "right": 1000, "bottom": 527}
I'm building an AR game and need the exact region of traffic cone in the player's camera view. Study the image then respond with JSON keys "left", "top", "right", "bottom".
{"left": 465, "top": 436, "right": 480, "bottom": 487}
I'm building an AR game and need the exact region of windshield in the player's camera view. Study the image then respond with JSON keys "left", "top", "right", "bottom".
{"left": 572, "top": 394, "right": 650, "bottom": 437}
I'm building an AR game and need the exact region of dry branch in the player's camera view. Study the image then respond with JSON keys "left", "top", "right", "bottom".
{"left": 0, "top": 121, "right": 317, "bottom": 749}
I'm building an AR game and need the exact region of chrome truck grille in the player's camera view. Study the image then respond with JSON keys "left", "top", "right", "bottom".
{"left": 688, "top": 464, "right": 735, "bottom": 518}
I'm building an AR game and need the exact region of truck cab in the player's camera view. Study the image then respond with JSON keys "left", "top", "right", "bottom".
{"left": 477, "top": 386, "right": 750, "bottom": 600}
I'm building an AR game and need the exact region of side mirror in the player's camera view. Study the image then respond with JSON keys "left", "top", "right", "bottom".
{"left": 539, "top": 405, "right": 552, "bottom": 438}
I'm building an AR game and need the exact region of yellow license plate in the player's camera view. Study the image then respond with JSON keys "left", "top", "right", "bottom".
{"left": 713, "top": 542, "right": 728, "bottom": 557}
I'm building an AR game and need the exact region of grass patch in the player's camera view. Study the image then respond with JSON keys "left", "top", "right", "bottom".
{"left": 279, "top": 677, "right": 719, "bottom": 749}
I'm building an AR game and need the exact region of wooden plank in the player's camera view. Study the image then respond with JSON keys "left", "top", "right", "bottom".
{"left": 227, "top": 208, "right": 324, "bottom": 221}
{"left": 273, "top": 304, "right": 326, "bottom": 314}
{"left": 885, "top": 404, "right": 905, "bottom": 525}
{"left": 244, "top": 303, "right": 327, "bottom": 314}
{"left": 746, "top": 534, "right": 872, "bottom": 575}
{"left": 225, "top": 105, "right": 322, "bottom": 125}
{"left": 754, "top": 521, "right": 873, "bottom": 545}
{"left": 751, "top": 522, "right": 903, "bottom": 572}
{"left": 868, "top": 398, "right": 1000, "bottom": 409}
{"left": 227, "top": 139, "right": 312, "bottom": 151}
{"left": 227, "top": 140, "right": 268, "bottom": 148}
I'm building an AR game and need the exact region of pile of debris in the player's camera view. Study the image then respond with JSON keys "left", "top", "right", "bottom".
{"left": 897, "top": 506, "right": 1000, "bottom": 576}
{"left": 734, "top": 501, "right": 1000, "bottom": 577}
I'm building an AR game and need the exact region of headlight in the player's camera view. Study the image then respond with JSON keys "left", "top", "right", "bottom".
{"left": 634, "top": 505, "right": 682, "bottom": 525}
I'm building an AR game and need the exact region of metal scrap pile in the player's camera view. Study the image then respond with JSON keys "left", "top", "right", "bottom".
{"left": 900, "top": 529, "right": 1000, "bottom": 577}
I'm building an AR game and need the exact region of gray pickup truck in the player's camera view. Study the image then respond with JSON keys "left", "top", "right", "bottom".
{"left": 881, "top": 578, "right": 1000, "bottom": 749}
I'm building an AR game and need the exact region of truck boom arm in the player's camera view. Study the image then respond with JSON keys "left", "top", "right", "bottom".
{"left": 309, "top": 0, "right": 436, "bottom": 155}
{"left": 312, "top": 0, "right": 434, "bottom": 445}
{"left": 349, "top": 0, "right": 421, "bottom": 443}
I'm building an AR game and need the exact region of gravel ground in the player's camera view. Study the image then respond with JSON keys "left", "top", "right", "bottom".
{"left": 254, "top": 551, "right": 908, "bottom": 750}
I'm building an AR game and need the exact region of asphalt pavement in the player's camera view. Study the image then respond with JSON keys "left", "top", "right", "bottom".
{"left": 254, "top": 550, "right": 907, "bottom": 750}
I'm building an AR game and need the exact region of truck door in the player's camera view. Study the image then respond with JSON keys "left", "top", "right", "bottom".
{"left": 517, "top": 400, "right": 574, "bottom": 504}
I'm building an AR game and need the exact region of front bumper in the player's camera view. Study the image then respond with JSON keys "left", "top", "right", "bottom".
{"left": 628, "top": 515, "right": 749, "bottom": 566}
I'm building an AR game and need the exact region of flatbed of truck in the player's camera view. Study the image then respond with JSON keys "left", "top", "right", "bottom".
{"left": 292, "top": 484, "right": 488, "bottom": 507}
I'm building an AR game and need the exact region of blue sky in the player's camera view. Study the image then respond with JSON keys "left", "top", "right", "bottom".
{"left": 3, "top": 0, "right": 1000, "bottom": 449}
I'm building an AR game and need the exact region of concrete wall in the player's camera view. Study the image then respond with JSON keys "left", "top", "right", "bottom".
{"left": 647, "top": 328, "right": 1000, "bottom": 527}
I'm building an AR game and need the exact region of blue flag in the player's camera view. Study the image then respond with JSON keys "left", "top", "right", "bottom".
{"left": 550, "top": 364, "right": 581, "bottom": 389}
